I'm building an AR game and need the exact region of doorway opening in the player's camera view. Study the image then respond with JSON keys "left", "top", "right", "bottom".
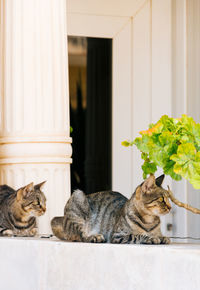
{"left": 68, "top": 36, "right": 112, "bottom": 194}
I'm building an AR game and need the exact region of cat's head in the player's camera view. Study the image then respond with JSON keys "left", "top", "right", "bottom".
{"left": 135, "top": 174, "right": 171, "bottom": 216}
{"left": 16, "top": 181, "right": 47, "bottom": 217}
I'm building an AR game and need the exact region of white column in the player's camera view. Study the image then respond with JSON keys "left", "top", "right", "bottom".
{"left": 0, "top": 0, "right": 72, "bottom": 234}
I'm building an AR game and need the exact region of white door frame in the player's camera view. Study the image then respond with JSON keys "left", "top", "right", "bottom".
{"left": 67, "top": 13, "right": 133, "bottom": 196}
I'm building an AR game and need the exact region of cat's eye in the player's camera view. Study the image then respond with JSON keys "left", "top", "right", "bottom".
{"left": 36, "top": 197, "right": 40, "bottom": 205}
{"left": 159, "top": 197, "right": 164, "bottom": 202}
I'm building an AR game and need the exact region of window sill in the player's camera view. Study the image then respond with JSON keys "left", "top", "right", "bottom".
{"left": 0, "top": 237, "right": 200, "bottom": 290}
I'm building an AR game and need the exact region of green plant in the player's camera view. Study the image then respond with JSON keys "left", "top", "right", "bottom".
{"left": 122, "top": 114, "right": 200, "bottom": 189}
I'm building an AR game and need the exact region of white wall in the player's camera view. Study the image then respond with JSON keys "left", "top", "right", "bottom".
{"left": 131, "top": 0, "right": 172, "bottom": 235}
{"left": 172, "top": 0, "right": 200, "bottom": 239}
{"left": 132, "top": 0, "right": 172, "bottom": 187}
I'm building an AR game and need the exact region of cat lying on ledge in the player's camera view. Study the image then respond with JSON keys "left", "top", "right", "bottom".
{"left": 0, "top": 182, "right": 46, "bottom": 237}
{"left": 51, "top": 174, "right": 171, "bottom": 244}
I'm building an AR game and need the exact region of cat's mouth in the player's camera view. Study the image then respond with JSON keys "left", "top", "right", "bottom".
{"left": 30, "top": 208, "right": 46, "bottom": 217}
{"left": 166, "top": 204, "right": 171, "bottom": 211}
{"left": 165, "top": 201, "right": 171, "bottom": 212}
{"left": 152, "top": 205, "right": 171, "bottom": 216}
{"left": 160, "top": 206, "right": 171, "bottom": 215}
{"left": 38, "top": 208, "right": 46, "bottom": 216}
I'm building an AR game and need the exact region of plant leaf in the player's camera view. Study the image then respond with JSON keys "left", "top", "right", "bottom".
{"left": 122, "top": 114, "right": 200, "bottom": 189}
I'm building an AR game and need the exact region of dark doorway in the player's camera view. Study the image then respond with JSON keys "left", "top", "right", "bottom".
{"left": 68, "top": 36, "right": 112, "bottom": 194}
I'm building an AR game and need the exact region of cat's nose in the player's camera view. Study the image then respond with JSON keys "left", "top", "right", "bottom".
{"left": 42, "top": 206, "right": 46, "bottom": 212}
{"left": 166, "top": 203, "right": 171, "bottom": 211}
{"left": 39, "top": 206, "right": 46, "bottom": 214}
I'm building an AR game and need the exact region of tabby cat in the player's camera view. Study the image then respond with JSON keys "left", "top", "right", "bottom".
{"left": 0, "top": 181, "right": 46, "bottom": 237}
{"left": 51, "top": 174, "right": 171, "bottom": 244}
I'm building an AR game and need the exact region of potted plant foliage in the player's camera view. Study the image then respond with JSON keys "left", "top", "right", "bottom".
{"left": 122, "top": 114, "right": 200, "bottom": 214}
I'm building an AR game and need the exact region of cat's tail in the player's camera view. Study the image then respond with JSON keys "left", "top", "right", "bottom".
{"left": 51, "top": 216, "right": 67, "bottom": 240}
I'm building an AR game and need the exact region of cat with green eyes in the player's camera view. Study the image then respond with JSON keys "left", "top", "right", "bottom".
{"left": 51, "top": 174, "right": 171, "bottom": 244}
{"left": 0, "top": 182, "right": 46, "bottom": 237}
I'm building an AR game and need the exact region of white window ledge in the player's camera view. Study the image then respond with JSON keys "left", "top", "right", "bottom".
{"left": 1, "top": 237, "right": 200, "bottom": 290}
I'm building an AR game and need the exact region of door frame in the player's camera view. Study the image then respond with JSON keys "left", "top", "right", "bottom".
{"left": 67, "top": 12, "right": 133, "bottom": 196}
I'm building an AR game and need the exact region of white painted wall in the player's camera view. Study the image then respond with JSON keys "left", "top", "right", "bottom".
{"left": 171, "top": 0, "right": 188, "bottom": 238}
{"left": 172, "top": 0, "right": 200, "bottom": 239}
{"left": 131, "top": 0, "right": 173, "bottom": 235}
{"left": 186, "top": 0, "right": 200, "bottom": 240}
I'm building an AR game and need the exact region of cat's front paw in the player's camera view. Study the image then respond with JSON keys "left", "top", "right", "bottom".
{"left": 29, "top": 228, "right": 37, "bottom": 237}
{"left": 160, "top": 236, "right": 171, "bottom": 244}
{"left": 135, "top": 235, "right": 171, "bottom": 244}
{"left": 86, "top": 234, "right": 105, "bottom": 243}
{"left": 134, "top": 234, "right": 162, "bottom": 244}
{"left": 2, "top": 229, "right": 14, "bottom": 237}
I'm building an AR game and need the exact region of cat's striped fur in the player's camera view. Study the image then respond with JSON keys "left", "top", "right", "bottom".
{"left": 0, "top": 182, "right": 46, "bottom": 237}
{"left": 51, "top": 175, "right": 171, "bottom": 244}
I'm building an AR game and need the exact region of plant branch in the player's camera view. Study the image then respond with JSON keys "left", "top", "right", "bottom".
{"left": 167, "top": 186, "right": 200, "bottom": 214}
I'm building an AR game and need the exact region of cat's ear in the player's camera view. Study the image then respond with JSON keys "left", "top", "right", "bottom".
{"left": 155, "top": 174, "right": 165, "bottom": 187}
{"left": 17, "top": 182, "right": 34, "bottom": 201}
{"left": 34, "top": 181, "right": 46, "bottom": 190}
{"left": 141, "top": 174, "right": 155, "bottom": 194}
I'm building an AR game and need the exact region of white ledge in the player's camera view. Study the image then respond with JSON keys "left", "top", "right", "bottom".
{"left": 1, "top": 237, "right": 200, "bottom": 290}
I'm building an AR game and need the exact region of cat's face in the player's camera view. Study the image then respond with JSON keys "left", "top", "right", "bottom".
{"left": 136, "top": 174, "right": 171, "bottom": 216}
{"left": 17, "top": 182, "right": 47, "bottom": 217}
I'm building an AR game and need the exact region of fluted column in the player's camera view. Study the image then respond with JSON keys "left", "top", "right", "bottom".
{"left": 0, "top": 0, "right": 71, "bottom": 234}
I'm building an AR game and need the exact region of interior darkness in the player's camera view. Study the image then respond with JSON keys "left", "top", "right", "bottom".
{"left": 69, "top": 37, "right": 112, "bottom": 194}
